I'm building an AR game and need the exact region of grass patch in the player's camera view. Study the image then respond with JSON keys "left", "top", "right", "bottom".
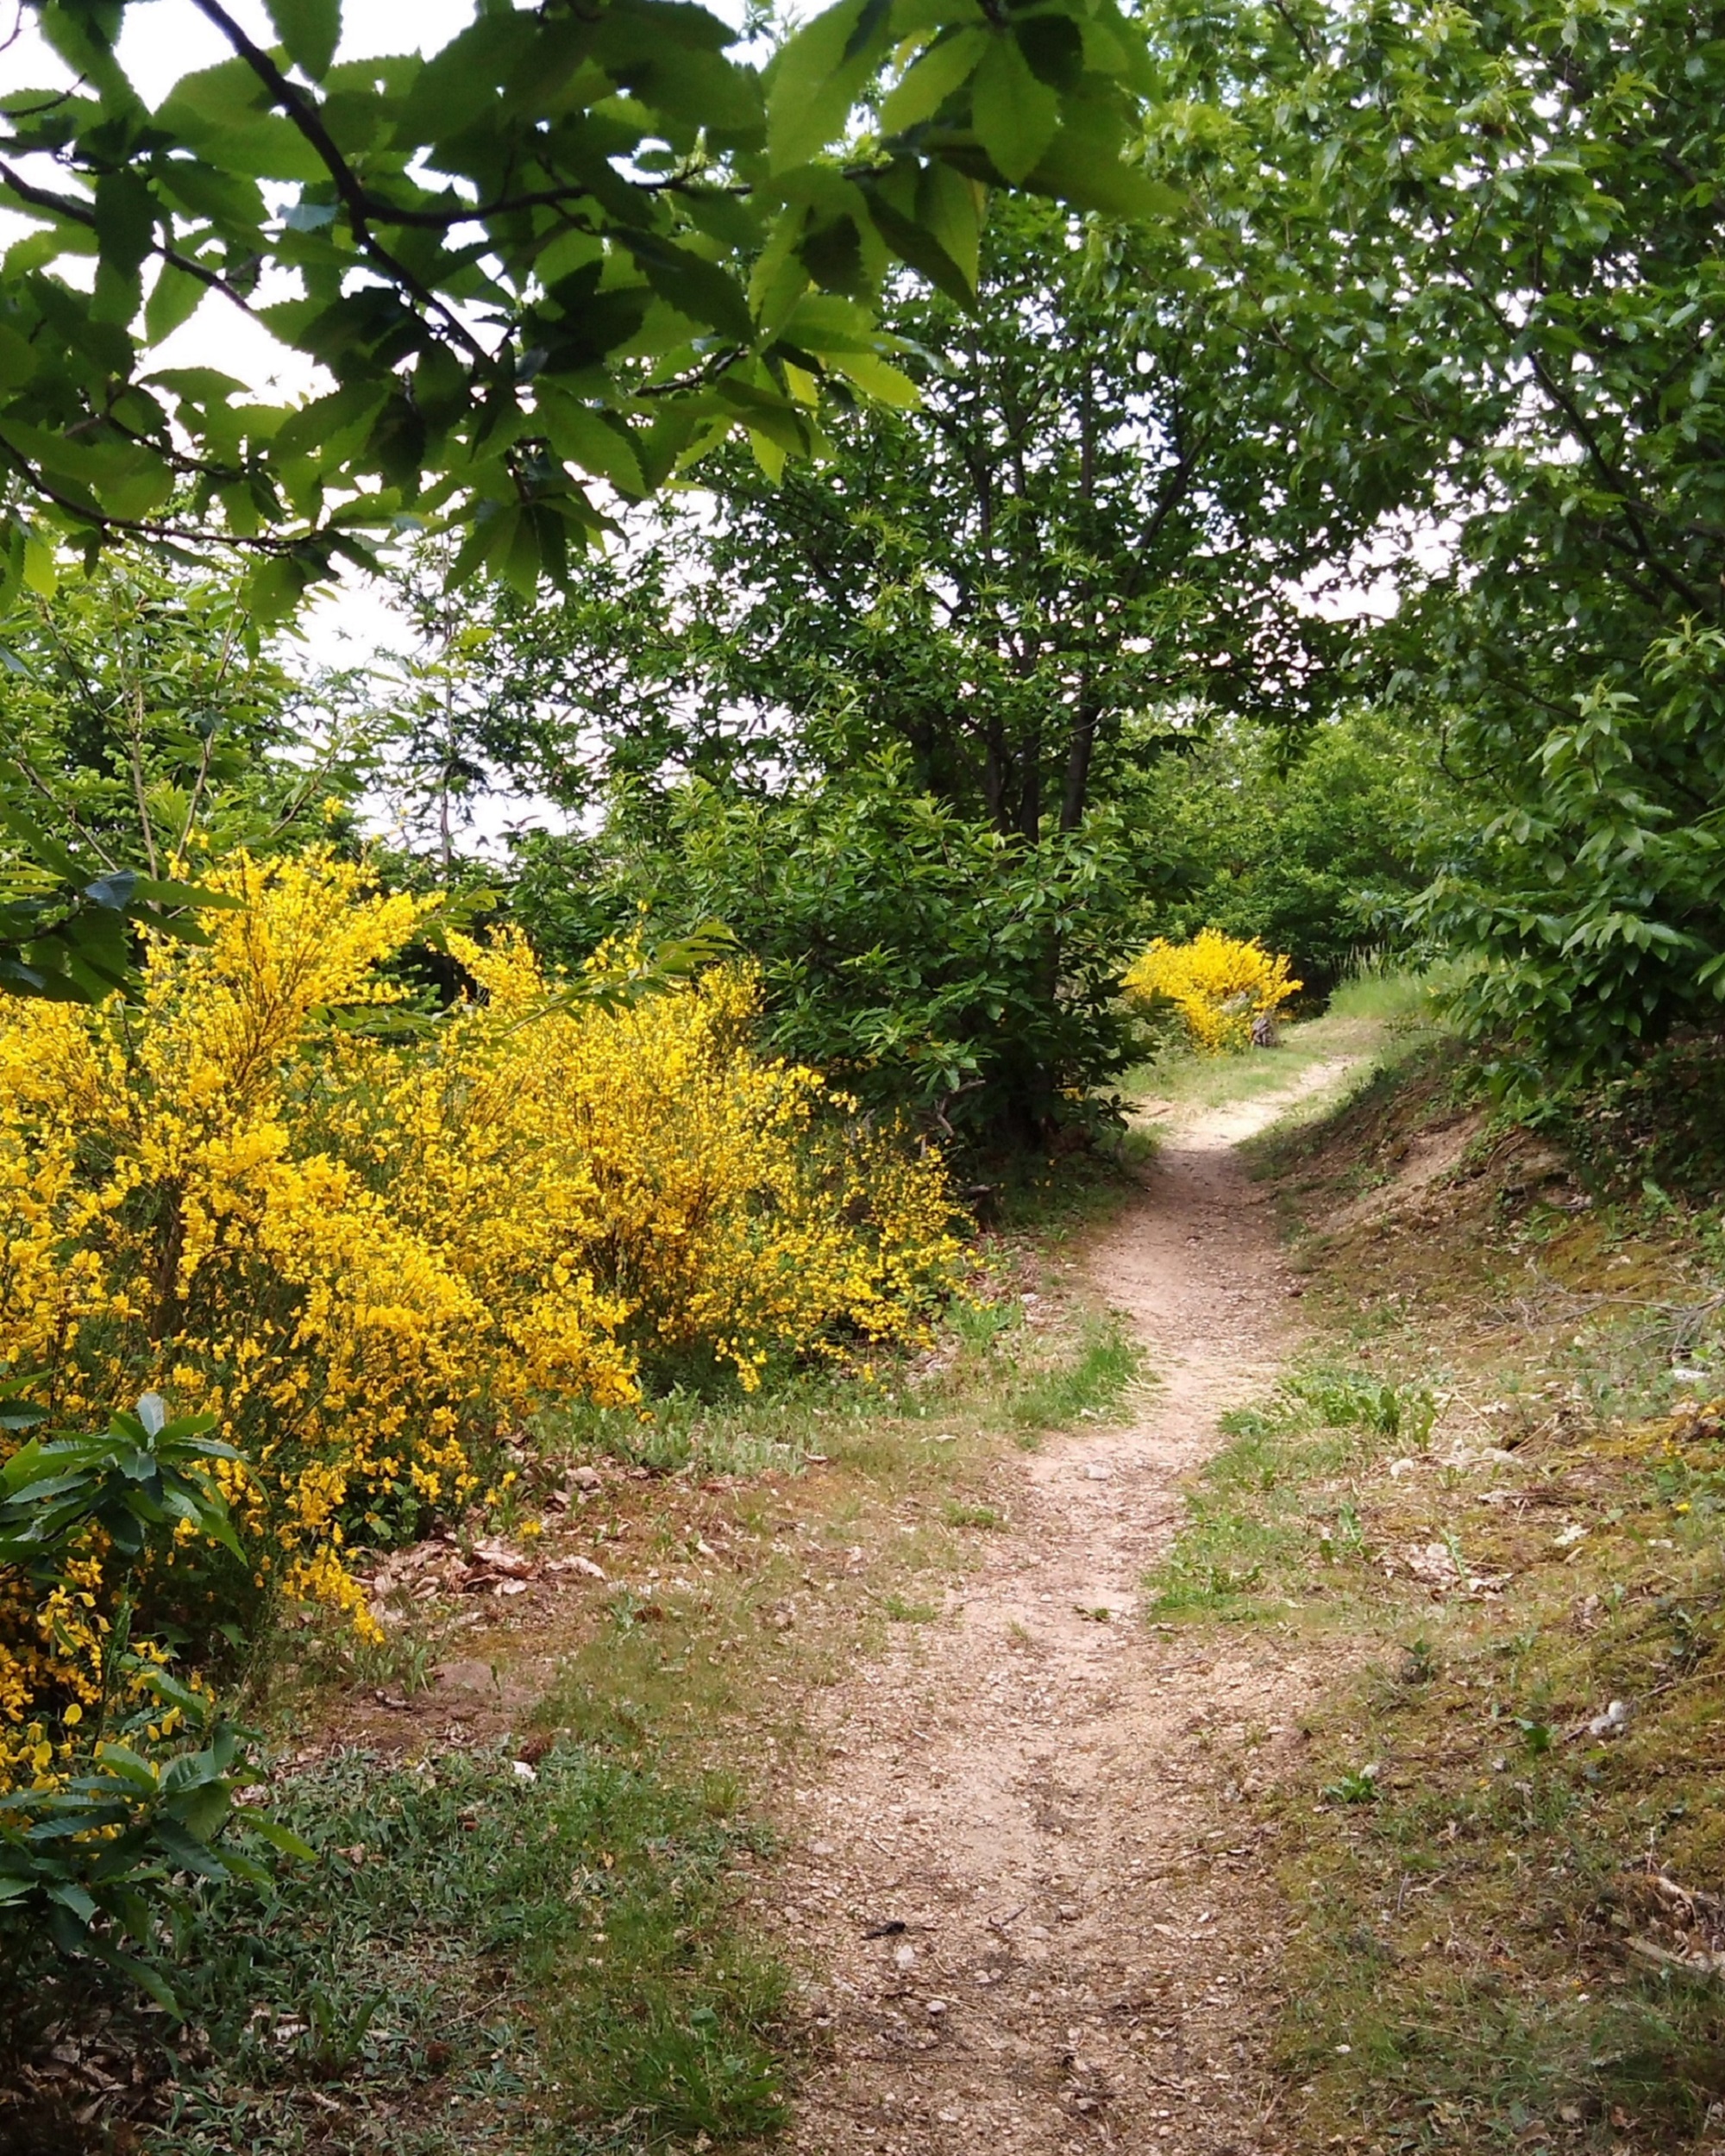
{"left": 1004, "top": 1310, "right": 1142, "bottom": 1438}
{"left": 944, "top": 1498, "right": 1007, "bottom": 1530}
{"left": 0, "top": 1745, "right": 783, "bottom": 2156}
{"left": 1204, "top": 1036, "right": 1725, "bottom": 2155}
{"left": 1125, "top": 966, "right": 1450, "bottom": 1123}
{"left": 531, "top": 1366, "right": 874, "bottom": 1483}
{"left": 988, "top": 1128, "right": 1159, "bottom": 1238}
{"left": 1146, "top": 1363, "right": 1435, "bottom": 1621}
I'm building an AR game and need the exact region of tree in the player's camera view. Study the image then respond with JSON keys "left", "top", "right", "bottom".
{"left": 1145, "top": 0, "right": 1725, "bottom": 1069}
{"left": 470, "top": 191, "right": 1356, "bottom": 837}
{"left": 411, "top": 185, "right": 1380, "bottom": 1142}
{"left": 2, "top": 552, "right": 369, "bottom": 868}
{"left": 512, "top": 752, "right": 1148, "bottom": 1146}
{"left": 0, "top": 0, "right": 1164, "bottom": 623}
{"left": 1119, "top": 709, "right": 1453, "bottom": 997}
{"left": 0, "top": 549, "right": 376, "bottom": 997}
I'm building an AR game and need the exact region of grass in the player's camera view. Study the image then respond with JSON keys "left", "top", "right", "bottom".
{"left": 1145, "top": 1363, "right": 1437, "bottom": 1621}
{"left": 988, "top": 1125, "right": 1160, "bottom": 1237}
{"left": 1147, "top": 1018, "right": 1725, "bottom": 2155}
{"left": 1003, "top": 1309, "right": 1143, "bottom": 1443}
{"left": 2, "top": 1745, "right": 783, "bottom": 2156}
{"left": 1123, "top": 964, "right": 1447, "bottom": 1121}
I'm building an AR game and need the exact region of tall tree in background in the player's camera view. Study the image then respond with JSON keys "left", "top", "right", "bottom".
{"left": 458, "top": 190, "right": 1374, "bottom": 1144}
{"left": 1146, "top": 0, "right": 1725, "bottom": 1070}
{"left": 476, "top": 193, "right": 1353, "bottom": 837}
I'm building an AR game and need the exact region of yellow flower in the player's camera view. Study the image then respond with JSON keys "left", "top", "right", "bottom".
{"left": 0, "top": 853, "right": 960, "bottom": 1787}
{"left": 1123, "top": 930, "right": 1302, "bottom": 1054}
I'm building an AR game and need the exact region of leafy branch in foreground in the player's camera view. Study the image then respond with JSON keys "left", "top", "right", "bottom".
{"left": 0, "top": 1392, "right": 312, "bottom": 2009}
{"left": 0, "top": 793, "right": 242, "bottom": 1001}
{"left": 0, "top": 0, "right": 1169, "bottom": 619}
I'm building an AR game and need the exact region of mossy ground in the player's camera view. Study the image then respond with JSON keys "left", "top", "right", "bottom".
{"left": 1146, "top": 1023, "right": 1725, "bottom": 2155}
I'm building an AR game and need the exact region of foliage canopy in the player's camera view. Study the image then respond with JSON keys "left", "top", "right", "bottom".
{"left": 0, "top": 0, "right": 1163, "bottom": 617}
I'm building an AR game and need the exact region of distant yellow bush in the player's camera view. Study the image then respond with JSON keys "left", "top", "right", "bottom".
{"left": 0, "top": 853, "right": 960, "bottom": 1786}
{"left": 1123, "top": 929, "right": 1302, "bottom": 1053}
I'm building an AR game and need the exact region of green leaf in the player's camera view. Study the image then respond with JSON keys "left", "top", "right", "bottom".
{"left": 46, "top": 1878, "right": 99, "bottom": 1925}
{"left": 21, "top": 529, "right": 56, "bottom": 599}
{"left": 1030, "top": 123, "right": 1183, "bottom": 220}
{"left": 0, "top": 323, "right": 38, "bottom": 394}
{"left": 970, "top": 34, "right": 1058, "bottom": 185}
{"left": 144, "top": 260, "right": 209, "bottom": 345}
{"left": 767, "top": 0, "right": 881, "bottom": 172}
{"left": 148, "top": 1817, "right": 233, "bottom": 1882}
{"left": 881, "top": 26, "right": 986, "bottom": 132}
{"left": 273, "top": 379, "right": 390, "bottom": 460}
{"left": 916, "top": 161, "right": 982, "bottom": 289}
{"left": 863, "top": 190, "right": 975, "bottom": 307}
{"left": 266, "top": 0, "right": 342, "bottom": 80}
{"left": 126, "top": 874, "right": 244, "bottom": 911}
{"left": 394, "top": 13, "right": 535, "bottom": 146}
{"left": 155, "top": 55, "right": 273, "bottom": 133}
{"left": 243, "top": 555, "right": 316, "bottom": 627}
{"left": 622, "top": 234, "right": 755, "bottom": 345}
{"left": 536, "top": 389, "right": 646, "bottom": 496}
{"left": 828, "top": 350, "right": 919, "bottom": 406}
{"left": 234, "top": 1808, "right": 319, "bottom": 1862}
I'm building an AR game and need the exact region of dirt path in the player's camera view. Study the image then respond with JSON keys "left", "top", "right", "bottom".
{"left": 776, "top": 1061, "right": 1358, "bottom": 2156}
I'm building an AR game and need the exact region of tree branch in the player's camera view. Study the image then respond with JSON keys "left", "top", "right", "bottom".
{"left": 188, "top": 0, "right": 493, "bottom": 367}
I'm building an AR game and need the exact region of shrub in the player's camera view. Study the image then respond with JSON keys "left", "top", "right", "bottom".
{"left": 0, "top": 851, "right": 960, "bottom": 1793}
{"left": 1123, "top": 929, "right": 1302, "bottom": 1054}
{"left": 1113, "top": 711, "right": 1452, "bottom": 999}
{"left": 0, "top": 1388, "right": 312, "bottom": 2002}
{"left": 512, "top": 755, "right": 1150, "bottom": 1150}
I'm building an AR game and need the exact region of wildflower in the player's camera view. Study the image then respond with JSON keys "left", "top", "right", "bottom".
{"left": 0, "top": 852, "right": 960, "bottom": 1783}
{"left": 1123, "top": 930, "right": 1302, "bottom": 1054}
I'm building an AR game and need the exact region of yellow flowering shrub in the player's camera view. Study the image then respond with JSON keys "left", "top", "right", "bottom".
{"left": 1122, "top": 929, "right": 1302, "bottom": 1053}
{"left": 0, "top": 852, "right": 961, "bottom": 1783}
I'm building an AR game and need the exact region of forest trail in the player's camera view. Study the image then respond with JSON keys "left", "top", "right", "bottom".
{"left": 778, "top": 1057, "right": 1360, "bottom": 2156}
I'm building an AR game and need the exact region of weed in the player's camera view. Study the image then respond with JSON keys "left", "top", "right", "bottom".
{"left": 1145, "top": 1361, "right": 1427, "bottom": 1621}
{"left": 313, "top": 1624, "right": 439, "bottom": 1699}
{"left": 1402, "top": 1636, "right": 1440, "bottom": 1684}
{"left": 944, "top": 1499, "right": 1007, "bottom": 1530}
{"left": 1283, "top": 1367, "right": 1438, "bottom": 1447}
{"left": 0, "top": 1745, "right": 787, "bottom": 2156}
{"left": 1006, "top": 1313, "right": 1141, "bottom": 1433}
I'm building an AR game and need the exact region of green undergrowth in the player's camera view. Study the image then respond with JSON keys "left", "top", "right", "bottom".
{"left": 532, "top": 1284, "right": 1144, "bottom": 1487}
{"left": 1, "top": 1745, "right": 782, "bottom": 2156}
{"left": 1006, "top": 1310, "right": 1143, "bottom": 1445}
{"left": 1157, "top": 1034, "right": 1725, "bottom": 2155}
{"left": 1541, "top": 1029, "right": 1725, "bottom": 1216}
{"left": 1146, "top": 1363, "right": 1437, "bottom": 1622}
{"left": 987, "top": 1126, "right": 1159, "bottom": 1236}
